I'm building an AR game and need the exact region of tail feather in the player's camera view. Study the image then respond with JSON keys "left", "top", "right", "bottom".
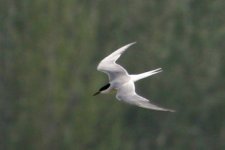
{"left": 130, "top": 68, "right": 162, "bottom": 82}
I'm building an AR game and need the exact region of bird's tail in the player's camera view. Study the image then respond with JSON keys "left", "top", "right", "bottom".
{"left": 130, "top": 68, "right": 162, "bottom": 82}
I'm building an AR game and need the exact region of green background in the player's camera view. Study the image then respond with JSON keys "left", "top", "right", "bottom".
{"left": 1, "top": 0, "right": 225, "bottom": 150}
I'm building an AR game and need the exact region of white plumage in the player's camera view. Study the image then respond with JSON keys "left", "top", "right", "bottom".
{"left": 95, "top": 42, "right": 174, "bottom": 112}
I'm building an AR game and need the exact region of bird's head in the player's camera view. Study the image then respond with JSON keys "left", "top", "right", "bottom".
{"left": 93, "top": 83, "right": 111, "bottom": 96}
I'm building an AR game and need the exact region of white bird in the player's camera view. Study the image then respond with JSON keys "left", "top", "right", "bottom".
{"left": 94, "top": 42, "right": 175, "bottom": 112}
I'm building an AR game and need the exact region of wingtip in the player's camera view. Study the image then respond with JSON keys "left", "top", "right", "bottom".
{"left": 168, "top": 109, "right": 176, "bottom": 113}
{"left": 120, "top": 42, "right": 137, "bottom": 51}
{"left": 158, "top": 108, "right": 175, "bottom": 113}
{"left": 130, "top": 42, "right": 137, "bottom": 45}
{"left": 155, "top": 68, "right": 163, "bottom": 73}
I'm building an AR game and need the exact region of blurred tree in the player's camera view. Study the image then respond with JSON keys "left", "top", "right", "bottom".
{"left": 0, "top": 0, "right": 225, "bottom": 150}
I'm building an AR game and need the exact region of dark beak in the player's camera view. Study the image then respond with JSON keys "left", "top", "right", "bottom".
{"left": 93, "top": 91, "right": 100, "bottom": 96}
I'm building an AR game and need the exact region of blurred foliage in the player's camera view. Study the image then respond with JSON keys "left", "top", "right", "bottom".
{"left": 1, "top": 0, "right": 225, "bottom": 150}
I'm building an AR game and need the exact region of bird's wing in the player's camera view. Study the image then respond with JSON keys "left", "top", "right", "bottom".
{"left": 116, "top": 82, "right": 175, "bottom": 112}
{"left": 97, "top": 42, "right": 136, "bottom": 81}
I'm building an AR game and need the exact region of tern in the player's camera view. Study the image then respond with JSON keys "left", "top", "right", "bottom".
{"left": 94, "top": 42, "right": 174, "bottom": 112}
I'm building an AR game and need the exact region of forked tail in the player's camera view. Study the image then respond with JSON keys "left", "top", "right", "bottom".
{"left": 130, "top": 68, "right": 162, "bottom": 82}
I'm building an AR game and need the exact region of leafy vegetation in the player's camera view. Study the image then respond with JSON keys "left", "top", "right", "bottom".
{"left": 1, "top": 0, "right": 225, "bottom": 149}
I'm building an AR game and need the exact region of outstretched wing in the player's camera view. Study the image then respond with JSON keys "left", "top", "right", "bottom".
{"left": 121, "top": 94, "right": 175, "bottom": 112}
{"left": 116, "top": 82, "right": 175, "bottom": 112}
{"left": 97, "top": 42, "right": 136, "bottom": 81}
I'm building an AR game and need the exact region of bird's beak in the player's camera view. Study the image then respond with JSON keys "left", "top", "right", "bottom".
{"left": 93, "top": 91, "right": 100, "bottom": 96}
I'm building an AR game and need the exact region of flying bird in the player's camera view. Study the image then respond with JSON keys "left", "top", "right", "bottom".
{"left": 94, "top": 42, "right": 174, "bottom": 112}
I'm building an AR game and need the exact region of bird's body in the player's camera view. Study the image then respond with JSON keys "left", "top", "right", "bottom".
{"left": 94, "top": 42, "right": 174, "bottom": 112}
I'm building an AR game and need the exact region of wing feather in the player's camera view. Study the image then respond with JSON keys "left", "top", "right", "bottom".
{"left": 124, "top": 94, "right": 175, "bottom": 112}
{"left": 97, "top": 42, "right": 136, "bottom": 81}
{"left": 116, "top": 82, "right": 174, "bottom": 112}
